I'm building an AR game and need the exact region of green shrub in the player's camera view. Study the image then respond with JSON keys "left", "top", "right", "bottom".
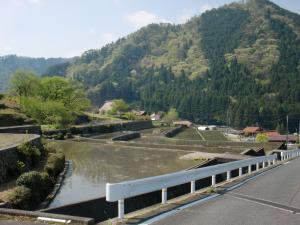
{"left": 16, "top": 171, "right": 52, "bottom": 204}
{"left": 45, "top": 153, "right": 65, "bottom": 177}
{"left": 16, "top": 171, "right": 43, "bottom": 190}
{"left": 7, "top": 186, "right": 32, "bottom": 209}
{"left": 16, "top": 160, "right": 26, "bottom": 174}
{"left": 0, "top": 94, "right": 4, "bottom": 100}
{"left": 17, "top": 142, "right": 41, "bottom": 166}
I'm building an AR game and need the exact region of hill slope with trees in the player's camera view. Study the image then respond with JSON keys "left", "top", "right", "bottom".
{"left": 44, "top": 0, "right": 300, "bottom": 130}
{"left": 0, "top": 55, "right": 68, "bottom": 93}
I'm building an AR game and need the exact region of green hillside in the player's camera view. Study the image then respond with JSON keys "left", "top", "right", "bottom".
{"left": 0, "top": 55, "right": 68, "bottom": 92}
{"left": 45, "top": 0, "right": 300, "bottom": 130}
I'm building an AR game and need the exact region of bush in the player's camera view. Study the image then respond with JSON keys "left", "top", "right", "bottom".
{"left": 45, "top": 153, "right": 65, "bottom": 177}
{"left": 16, "top": 171, "right": 52, "bottom": 205}
{"left": 7, "top": 186, "right": 32, "bottom": 209}
{"left": 0, "top": 94, "right": 4, "bottom": 100}
{"left": 16, "top": 171, "right": 43, "bottom": 190}
{"left": 17, "top": 142, "right": 41, "bottom": 166}
{"left": 16, "top": 160, "right": 26, "bottom": 174}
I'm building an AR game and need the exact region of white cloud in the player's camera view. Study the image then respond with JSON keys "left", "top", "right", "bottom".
{"left": 200, "top": 4, "right": 218, "bottom": 14}
{"left": 124, "top": 10, "right": 171, "bottom": 29}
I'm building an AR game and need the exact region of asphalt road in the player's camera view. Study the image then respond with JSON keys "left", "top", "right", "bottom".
{"left": 152, "top": 157, "right": 300, "bottom": 225}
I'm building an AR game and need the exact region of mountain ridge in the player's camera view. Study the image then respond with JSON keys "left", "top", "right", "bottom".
{"left": 2, "top": 0, "right": 300, "bottom": 129}
{"left": 0, "top": 55, "right": 68, "bottom": 92}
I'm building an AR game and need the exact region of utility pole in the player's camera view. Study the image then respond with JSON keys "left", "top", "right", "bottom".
{"left": 286, "top": 115, "right": 289, "bottom": 145}
{"left": 226, "top": 110, "right": 229, "bottom": 135}
{"left": 298, "top": 122, "right": 300, "bottom": 145}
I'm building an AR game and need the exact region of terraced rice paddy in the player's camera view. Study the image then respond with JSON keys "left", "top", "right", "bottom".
{"left": 173, "top": 128, "right": 203, "bottom": 140}
{"left": 49, "top": 126, "right": 283, "bottom": 208}
{"left": 198, "top": 130, "right": 228, "bottom": 141}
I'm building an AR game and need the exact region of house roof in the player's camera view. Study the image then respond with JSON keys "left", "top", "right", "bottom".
{"left": 99, "top": 101, "right": 114, "bottom": 111}
{"left": 268, "top": 135, "right": 297, "bottom": 142}
{"left": 265, "top": 131, "right": 280, "bottom": 137}
{"left": 173, "top": 120, "right": 193, "bottom": 126}
{"left": 243, "top": 127, "right": 262, "bottom": 133}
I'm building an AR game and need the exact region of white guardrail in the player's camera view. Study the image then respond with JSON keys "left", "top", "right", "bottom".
{"left": 106, "top": 149, "right": 300, "bottom": 219}
{"left": 281, "top": 149, "right": 300, "bottom": 160}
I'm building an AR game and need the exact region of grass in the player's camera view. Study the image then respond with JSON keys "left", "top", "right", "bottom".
{"left": 198, "top": 130, "right": 228, "bottom": 141}
{"left": 173, "top": 128, "right": 203, "bottom": 140}
{"left": 84, "top": 112, "right": 125, "bottom": 122}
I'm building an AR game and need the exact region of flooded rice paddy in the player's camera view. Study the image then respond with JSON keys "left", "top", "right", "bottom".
{"left": 48, "top": 128, "right": 200, "bottom": 207}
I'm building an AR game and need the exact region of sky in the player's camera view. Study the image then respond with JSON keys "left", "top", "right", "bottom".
{"left": 0, "top": 0, "right": 299, "bottom": 58}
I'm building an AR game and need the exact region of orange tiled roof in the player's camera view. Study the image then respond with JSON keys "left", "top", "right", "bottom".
{"left": 243, "top": 127, "right": 261, "bottom": 133}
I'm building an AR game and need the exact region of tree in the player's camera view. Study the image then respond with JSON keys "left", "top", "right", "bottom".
{"left": 256, "top": 133, "right": 268, "bottom": 143}
{"left": 38, "top": 76, "right": 90, "bottom": 113}
{"left": 10, "top": 71, "right": 40, "bottom": 99}
{"left": 109, "top": 99, "right": 129, "bottom": 115}
{"left": 164, "top": 107, "right": 179, "bottom": 125}
{"left": 11, "top": 73, "right": 90, "bottom": 128}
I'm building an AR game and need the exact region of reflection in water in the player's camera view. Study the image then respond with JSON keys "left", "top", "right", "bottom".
{"left": 48, "top": 140, "right": 196, "bottom": 207}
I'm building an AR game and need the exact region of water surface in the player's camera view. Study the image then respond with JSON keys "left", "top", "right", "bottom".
{"left": 48, "top": 140, "right": 196, "bottom": 207}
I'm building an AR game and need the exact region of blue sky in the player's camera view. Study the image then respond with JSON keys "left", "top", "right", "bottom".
{"left": 0, "top": 0, "right": 299, "bottom": 58}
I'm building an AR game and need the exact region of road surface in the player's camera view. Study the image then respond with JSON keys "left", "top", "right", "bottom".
{"left": 152, "top": 157, "right": 300, "bottom": 225}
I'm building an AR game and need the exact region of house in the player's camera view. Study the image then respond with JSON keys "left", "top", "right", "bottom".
{"left": 268, "top": 135, "right": 297, "bottom": 143}
{"left": 243, "top": 127, "right": 262, "bottom": 135}
{"left": 173, "top": 120, "right": 193, "bottom": 127}
{"left": 98, "top": 100, "right": 114, "bottom": 115}
{"left": 198, "top": 125, "right": 217, "bottom": 131}
{"left": 132, "top": 110, "right": 147, "bottom": 116}
{"left": 198, "top": 126, "right": 209, "bottom": 131}
{"left": 150, "top": 112, "right": 163, "bottom": 121}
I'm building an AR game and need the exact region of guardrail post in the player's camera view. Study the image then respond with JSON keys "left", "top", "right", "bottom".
{"left": 118, "top": 199, "right": 124, "bottom": 219}
{"left": 226, "top": 171, "right": 231, "bottom": 181}
{"left": 191, "top": 181, "right": 195, "bottom": 193}
{"left": 262, "top": 161, "right": 266, "bottom": 168}
{"left": 162, "top": 188, "right": 167, "bottom": 204}
{"left": 248, "top": 165, "right": 251, "bottom": 173}
{"left": 239, "top": 167, "right": 242, "bottom": 176}
{"left": 273, "top": 158, "right": 276, "bottom": 165}
{"left": 268, "top": 160, "right": 271, "bottom": 167}
{"left": 256, "top": 163, "right": 259, "bottom": 171}
{"left": 212, "top": 175, "right": 216, "bottom": 186}
{"left": 280, "top": 152, "right": 284, "bottom": 161}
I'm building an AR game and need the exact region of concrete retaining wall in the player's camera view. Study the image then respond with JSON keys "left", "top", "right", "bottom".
{"left": 0, "top": 125, "right": 41, "bottom": 135}
{"left": 111, "top": 132, "right": 141, "bottom": 141}
{"left": 43, "top": 121, "right": 153, "bottom": 137}
{"left": 163, "top": 126, "right": 184, "bottom": 138}
{"left": 0, "top": 208, "right": 94, "bottom": 225}
{"left": 0, "top": 135, "right": 41, "bottom": 183}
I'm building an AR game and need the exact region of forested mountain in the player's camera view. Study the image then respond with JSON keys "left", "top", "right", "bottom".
{"left": 0, "top": 55, "right": 68, "bottom": 92}
{"left": 45, "top": 0, "right": 300, "bottom": 130}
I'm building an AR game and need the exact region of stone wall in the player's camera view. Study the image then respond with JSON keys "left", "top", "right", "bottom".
{"left": 0, "top": 125, "right": 41, "bottom": 135}
{"left": 0, "top": 135, "right": 41, "bottom": 184}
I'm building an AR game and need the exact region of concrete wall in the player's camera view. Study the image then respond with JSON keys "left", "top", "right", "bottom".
{"left": 0, "top": 135, "right": 41, "bottom": 184}
{"left": 163, "top": 126, "right": 184, "bottom": 138}
{"left": 111, "top": 132, "right": 141, "bottom": 141}
{"left": 0, "top": 125, "right": 41, "bottom": 135}
{"left": 43, "top": 121, "right": 153, "bottom": 137}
